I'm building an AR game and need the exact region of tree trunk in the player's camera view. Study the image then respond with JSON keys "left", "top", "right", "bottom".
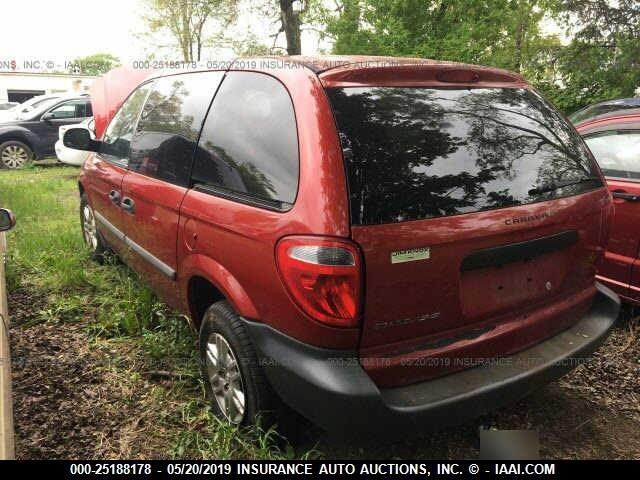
{"left": 280, "top": 0, "right": 302, "bottom": 55}
{"left": 513, "top": 2, "right": 530, "bottom": 73}
{"left": 181, "top": 5, "right": 193, "bottom": 62}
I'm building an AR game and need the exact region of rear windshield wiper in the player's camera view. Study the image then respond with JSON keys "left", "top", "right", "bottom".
{"left": 528, "top": 176, "right": 601, "bottom": 196}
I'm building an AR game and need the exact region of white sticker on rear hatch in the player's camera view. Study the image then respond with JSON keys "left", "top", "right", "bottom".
{"left": 391, "top": 247, "right": 430, "bottom": 264}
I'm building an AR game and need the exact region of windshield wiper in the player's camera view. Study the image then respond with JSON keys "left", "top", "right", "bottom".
{"left": 528, "top": 176, "right": 601, "bottom": 196}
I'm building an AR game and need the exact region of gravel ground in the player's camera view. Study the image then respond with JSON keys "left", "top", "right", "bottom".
{"left": 9, "top": 288, "right": 640, "bottom": 459}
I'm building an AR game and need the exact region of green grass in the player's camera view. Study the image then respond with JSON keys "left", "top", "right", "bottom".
{"left": 1, "top": 166, "right": 158, "bottom": 334}
{"left": 0, "top": 165, "right": 307, "bottom": 459}
{"left": 5, "top": 165, "right": 637, "bottom": 460}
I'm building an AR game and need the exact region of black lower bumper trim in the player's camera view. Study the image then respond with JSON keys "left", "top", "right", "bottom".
{"left": 245, "top": 282, "right": 619, "bottom": 432}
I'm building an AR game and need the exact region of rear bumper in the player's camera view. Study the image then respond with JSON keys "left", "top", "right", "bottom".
{"left": 245, "top": 282, "right": 619, "bottom": 432}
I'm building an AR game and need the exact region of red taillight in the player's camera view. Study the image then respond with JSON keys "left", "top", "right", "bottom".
{"left": 276, "top": 236, "right": 362, "bottom": 328}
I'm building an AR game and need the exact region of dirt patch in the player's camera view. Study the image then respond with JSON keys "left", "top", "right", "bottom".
{"left": 12, "top": 319, "right": 106, "bottom": 459}
{"left": 9, "top": 290, "right": 171, "bottom": 459}
{"left": 8, "top": 288, "right": 48, "bottom": 326}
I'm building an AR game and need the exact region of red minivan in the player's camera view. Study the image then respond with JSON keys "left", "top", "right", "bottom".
{"left": 577, "top": 110, "right": 640, "bottom": 304}
{"left": 65, "top": 56, "right": 620, "bottom": 432}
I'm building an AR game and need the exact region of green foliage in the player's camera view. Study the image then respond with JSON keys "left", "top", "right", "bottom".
{"left": 232, "top": 33, "right": 273, "bottom": 56}
{"left": 319, "top": 1, "right": 555, "bottom": 68}
{"left": 142, "top": 0, "right": 239, "bottom": 61}
{"left": 317, "top": 0, "right": 639, "bottom": 114}
{"left": 0, "top": 166, "right": 159, "bottom": 335}
{"left": 544, "top": 0, "right": 640, "bottom": 113}
{"left": 71, "top": 53, "right": 120, "bottom": 75}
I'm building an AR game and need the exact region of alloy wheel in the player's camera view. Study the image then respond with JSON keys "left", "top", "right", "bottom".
{"left": 1, "top": 145, "right": 29, "bottom": 169}
{"left": 82, "top": 204, "right": 98, "bottom": 250}
{"left": 205, "top": 333, "right": 246, "bottom": 424}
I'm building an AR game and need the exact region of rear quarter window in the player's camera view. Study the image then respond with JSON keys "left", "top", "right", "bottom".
{"left": 327, "top": 87, "right": 602, "bottom": 225}
{"left": 191, "top": 71, "right": 299, "bottom": 210}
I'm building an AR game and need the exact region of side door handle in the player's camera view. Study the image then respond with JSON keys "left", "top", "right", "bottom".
{"left": 108, "top": 190, "right": 120, "bottom": 204}
{"left": 120, "top": 197, "right": 135, "bottom": 213}
{"left": 612, "top": 191, "right": 640, "bottom": 202}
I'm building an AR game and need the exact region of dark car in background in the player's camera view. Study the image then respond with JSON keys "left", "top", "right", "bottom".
{"left": 570, "top": 98, "right": 640, "bottom": 125}
{"left": 577, "top": 110, "right": 640, "bottom": 305}
{"left": 0, "top": 94, "right": 62, "bottom": 123}
{"left": 0, "top": 95, "right": 92, "bottom": 169}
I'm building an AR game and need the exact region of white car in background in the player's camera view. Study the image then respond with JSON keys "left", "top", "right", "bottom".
{"left": 55, "top": 117, "right": 95, "bottom": 166}
{"left": 0, "top": 102, "right": 18, "bottom": 111}
{"left": 0, "top": 94, "right": 62, "bottom": 122}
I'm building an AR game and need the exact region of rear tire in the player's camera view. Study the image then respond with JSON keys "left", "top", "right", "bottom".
{"left": 0, "top": 140, "right": 33, "bottom": 169}
{"left": 79, "top": 193, "right": 108, "bottom": 263}
{"left": 199, "top": 301, "right": 278, "bottom": 428}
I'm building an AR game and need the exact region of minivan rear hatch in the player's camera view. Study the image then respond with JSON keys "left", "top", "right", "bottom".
{"left": 326, "top": 83, "right": 609, "bottom": 387}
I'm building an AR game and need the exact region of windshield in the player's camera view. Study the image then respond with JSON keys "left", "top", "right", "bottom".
{"left": 16, "top": 97, "right": 62, "bottom": 120}
{"left": 327, "top": 87, "right": 602, "bottom": 225}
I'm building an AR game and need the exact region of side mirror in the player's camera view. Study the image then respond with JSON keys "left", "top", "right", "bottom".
{"left": 0, "top": 208, "right": 16, "bottom": 232}
{"left": 41, "top": 112, "right": 54, "bottom": 122}
{"left": 63, "top": 128, "right": 101, "bottom": 152}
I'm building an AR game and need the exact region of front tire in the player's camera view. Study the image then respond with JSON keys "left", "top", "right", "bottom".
{"left": 199, "top": 301, "right": 277, "bottom": 427}
{"left": 80, "top": 193, "right": 107, "bottom": 262}
{"left": 0, "top": 140, "right": 33, "bottom": 169}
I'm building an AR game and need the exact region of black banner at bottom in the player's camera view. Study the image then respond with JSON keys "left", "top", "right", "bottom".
{"left": 0, "top": 460, "right": 637, "bottom": 479}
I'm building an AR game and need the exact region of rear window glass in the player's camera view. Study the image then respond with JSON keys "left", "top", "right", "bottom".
{"left": 327, "top": 87, "right": 602, "bottom": 225}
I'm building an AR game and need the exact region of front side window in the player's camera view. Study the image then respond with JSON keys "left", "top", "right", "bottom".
{"left": 100, "top": 84, "right": 152, "bottom": 164}
{"left": 128, "top": 71, "right": 223, "bottom": 186}
{"left": 48, "top": 101, "right": 84, "bottom": 119}
{"left": 584, "top": 131, "right": 640, "bottom": 180}
{"left": 327, "top": 87, "right": 602, "bottom": 225}
{"left": 191, "top": 71, "right": 299, "bottom": 210}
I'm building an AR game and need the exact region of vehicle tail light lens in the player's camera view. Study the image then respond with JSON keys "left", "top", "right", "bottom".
{"left": 276, "top": 236, "right": 362, "bottom": 328}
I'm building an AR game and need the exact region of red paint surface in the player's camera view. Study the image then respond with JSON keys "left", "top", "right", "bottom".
{"left": 83, "top": 57, "right": 613, "bottom": 386}
{"left": 578, "top": 114, "right": 640, "bottom": 305}
{"left": 89, "top": 67, "right": 153, "bottom": 138}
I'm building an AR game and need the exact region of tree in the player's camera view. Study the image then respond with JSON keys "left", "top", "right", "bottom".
{"left": 316, "top": 0, "right": 640, "bottom": 113}
{"left": 545, "top": 0, "right": 640, "bottom": 113}
{"left": 257, "top": 1, "right": 308, "bottom": 55}
{"left": 231, "top": 33, "right": 273, "bottom": 56}
{"left": 70, "top": 53, "right": 120, "bottom": 75}
{"left": 278, "top": 1, "right": 302, "bottom": 54}
{"left": 319, "top": 0, "right": 559, "bottom": 72}
{"left": 253, "top": 0, "right": 318, "bottom": 55}
{"left": 143, "top": 0, "right": 238, "bottom": 62}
